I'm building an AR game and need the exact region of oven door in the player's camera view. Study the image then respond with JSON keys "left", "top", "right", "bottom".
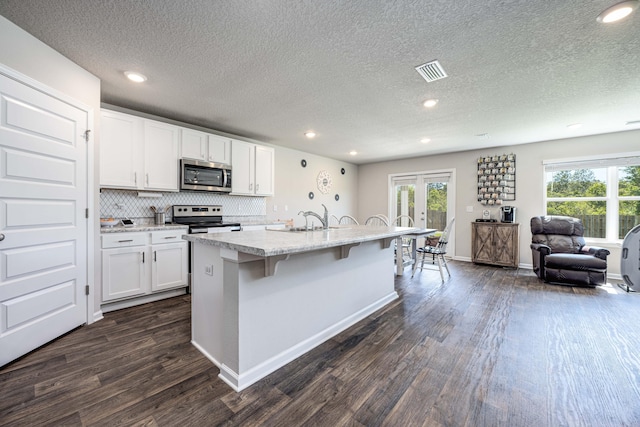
{"left": 180, "top": 158, "right": 231, "bottom": 192}
{"left": 190, "top": 225, "right": 242, "bottom": 234}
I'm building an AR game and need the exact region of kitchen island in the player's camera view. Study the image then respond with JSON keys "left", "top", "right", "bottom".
{"left": 184, "top": 225, "right": 418, "bottom": 391}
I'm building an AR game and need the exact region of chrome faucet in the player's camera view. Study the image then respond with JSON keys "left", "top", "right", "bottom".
{"left": 298, "top": 204, "right": 329, "bottom": 229}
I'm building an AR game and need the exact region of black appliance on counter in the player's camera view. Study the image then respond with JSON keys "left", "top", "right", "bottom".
{"left": 172, "top": 205, "right": 241, "bottom": 233}
{"left": 500, "top": 206, "right": 516, "bottom": 223}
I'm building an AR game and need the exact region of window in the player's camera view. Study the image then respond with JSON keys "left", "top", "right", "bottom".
{"left": 544, "top": 156, "right": 640, "bottom": 240}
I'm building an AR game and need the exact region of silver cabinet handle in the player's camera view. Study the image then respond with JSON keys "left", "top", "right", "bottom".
{"left": 154, "top": 250, "right": 157, "bottom": 262}
{"left": 0, "top": 234, "right": 4, "bottom": 241}
{"left": 134, "top": 172, "right": 137, "bottom": 184}
{"left": 142, "top": 252, "right": 145, "bottom": 263}
{"left": 118, "top": 239, "right": 134, "bottom": 243}
{"left": 164, "top": 236, "right": 177, "bottom": 239}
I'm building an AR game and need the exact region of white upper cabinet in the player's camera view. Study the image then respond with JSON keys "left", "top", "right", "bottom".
{"left": 181, "top": 129, "right": 232, "bottom": 165}
{"left": 100, "top": 110, "right": 142, "bottom": 188}
{"left": 207, "top": 134, "right": 232, "bottom": 165}
{"left": 231, "top": 140, "right": 274, "bottom": 196}
{"left": 143, "top": 119, "right": 180, "bottom": 191}
{"left": 100, "top": 110, "right": 180, "bottom": 191}
{"left": 180, "top": 128, "right": 208, "bottom": 161}
{"left": 255, "top": 145, "right": 274, "bottom": 196}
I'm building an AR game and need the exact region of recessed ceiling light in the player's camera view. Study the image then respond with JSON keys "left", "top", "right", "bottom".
{"left": 567, "top": 123, "right": 583, "bottom": 130}
{"left": 124, "top": 71, "right": 147, "bottom": 83}
{"left": 423, "top": 99, "right": 439, "bottom": 108}
{"left": 304, "top": 131, "right": 316, "bottom": 139}
{"left": 420, "top": 138, "right": 431, "bottom": 143}
{"left": 597, "top": 1, "right": 638, "bottom": 23}
{"left": 349, "top": 150, "right": 357, "bottom": 156}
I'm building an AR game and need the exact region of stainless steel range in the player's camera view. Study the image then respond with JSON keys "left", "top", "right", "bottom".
{"left": 172, "top": 205, "right": 241, "bottom": 233}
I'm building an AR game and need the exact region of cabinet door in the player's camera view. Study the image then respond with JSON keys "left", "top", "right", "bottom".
{"left": 144, "top": 119, "right": 180, "bottom": 191}
{"left": 254, "top": 145, "right": 274, "bottom": 196}
{"left": 208, "top": 134, "right": 232, "bottom": 165}
{"left": 100, "top": 110, "right": 142, "bottom": 188}
{"left": 231, "top": 140, "right": 254, "bottom": 195}
{"left": 181, "top": 128, "right": 207, "bottom": 160}
{"left": 102, "top": 247, "right": 147, "bottom": 302}
{"left": 472, "top": 223, "right": 494, "bottom": 264}
{"left": 151, "top": 242, "right": 188, "bottom": 292}
{"left": 494, "top": 225, "right": 519, "bottom": 267}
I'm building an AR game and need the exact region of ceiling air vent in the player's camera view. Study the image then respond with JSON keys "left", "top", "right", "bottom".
{"left": 415, "top": 60, "right": 448, "bottom": 83}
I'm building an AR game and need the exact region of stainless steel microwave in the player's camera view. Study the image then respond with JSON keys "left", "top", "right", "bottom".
{"left": 180, "top": 158, "right": 232, "bottom": 193}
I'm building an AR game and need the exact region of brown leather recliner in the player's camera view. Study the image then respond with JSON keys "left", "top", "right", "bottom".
{"left": 530, "top": 215, "right": 610, "bottom": 286}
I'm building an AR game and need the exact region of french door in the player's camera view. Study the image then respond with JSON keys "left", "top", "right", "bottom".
{"left": 391, "top": 170, "right": 454, "bottom": 233}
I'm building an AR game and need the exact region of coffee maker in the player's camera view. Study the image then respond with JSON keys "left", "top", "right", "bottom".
{"left": 500, "top": 206, "right": 516, "bottom": 223}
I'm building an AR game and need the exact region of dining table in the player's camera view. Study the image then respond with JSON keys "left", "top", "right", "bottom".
{"left": 395, "top": 228, "right": 437, "bottom": 275}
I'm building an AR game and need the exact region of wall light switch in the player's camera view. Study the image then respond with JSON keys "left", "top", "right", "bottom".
{"left": 205, "top": 265, "right": 213, "bottom": 276}
{"left": 466, "top": 205, "right": 474, "bottom": 213}
{"left": 273, "top": 205, "right": 278, "bottom": 212}
{"left": 284, "top": 205, "right": 288, "bottom": 211}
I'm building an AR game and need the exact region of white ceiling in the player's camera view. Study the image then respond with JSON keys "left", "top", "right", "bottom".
{"left": 1, "top": 1, "right": 639, "bottom": 164}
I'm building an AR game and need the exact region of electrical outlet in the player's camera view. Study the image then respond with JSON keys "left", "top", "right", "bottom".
{"left": 466, "top": 205, "right": 474, "bottom": 213}
{"left": 205, "top": 265, "right": 213, "bottom": 276}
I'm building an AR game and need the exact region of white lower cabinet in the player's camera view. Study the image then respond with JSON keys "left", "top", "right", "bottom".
{"left": 151, "top": 242, "right": 188, "bottom": 292}
{"left": 101, "top": 230, "right": 187, "bottom": 303}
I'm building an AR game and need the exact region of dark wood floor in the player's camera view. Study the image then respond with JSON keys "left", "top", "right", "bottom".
{"left": 2, "top": 262, "right": 640, "bottom": 426}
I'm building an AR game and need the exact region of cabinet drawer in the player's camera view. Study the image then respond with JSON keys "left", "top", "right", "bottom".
{"left": 151, "top": 229, "right": 186, "bottom": 244}
{"left": 102, "top": 233, "right": 147, "bottom": 249}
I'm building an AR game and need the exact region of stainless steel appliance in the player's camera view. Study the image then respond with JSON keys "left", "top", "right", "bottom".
{"left": 180, "top": 158, "right": 232, "bottom": 193}
{"left": 500, "top": 206, "right": 516, "bottom": 223}
{"left": 172, "top": 205, "right": 241, "bottom": 233}
{"left": 172, "top": 205, "right": 241, "bottom": 288}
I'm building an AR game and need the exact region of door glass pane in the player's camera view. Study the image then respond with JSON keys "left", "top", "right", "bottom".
{"left": 394, "top": 183, "right": 415, "bottom": 225}
{"left": 426, "top": 181, "right": 448, "bottom": 231}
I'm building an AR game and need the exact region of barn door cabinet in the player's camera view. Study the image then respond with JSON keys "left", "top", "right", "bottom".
{"left": 471, "top": 222, "right": 520, "bottom": 268}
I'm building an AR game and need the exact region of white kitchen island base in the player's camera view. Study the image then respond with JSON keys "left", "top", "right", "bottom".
{"left": 190, "top": 231, "right": 401, "bottom": 392}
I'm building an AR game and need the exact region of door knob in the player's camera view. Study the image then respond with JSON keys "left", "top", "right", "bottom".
{"left": 0, "top": 234, "right": 4, "bottom": 241}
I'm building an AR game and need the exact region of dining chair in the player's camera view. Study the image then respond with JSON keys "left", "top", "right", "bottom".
{"left": 339, "top": 215, "right": 359, "bottom": 225}
{"left": 412, "top": 217, "right": 455, "bottom": 282}
{"left": 364, "top": 215, "right": 389, "bottom": 226}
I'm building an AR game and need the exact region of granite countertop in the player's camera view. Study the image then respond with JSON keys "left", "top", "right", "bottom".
{"left": 100, "top": 224, "right": 188, "bottom": 233}
{"left": 183, "top": 225, "right": 420, "bottom": 257}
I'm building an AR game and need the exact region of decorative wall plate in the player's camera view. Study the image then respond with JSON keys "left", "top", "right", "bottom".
{"left": 317, "top": 170, "right": 332, "bottom": 194}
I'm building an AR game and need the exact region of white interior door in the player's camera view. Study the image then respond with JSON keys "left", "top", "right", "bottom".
{"left": 0, "top": 70, "right": 89, "bottom": 366}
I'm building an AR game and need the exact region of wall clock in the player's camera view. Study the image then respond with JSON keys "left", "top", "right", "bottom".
{"left": 316, "top": 170, "right": 332, "bottom": 194}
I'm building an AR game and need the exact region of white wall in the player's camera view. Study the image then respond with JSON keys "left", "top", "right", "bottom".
{"left": 0, "top": 16, "right": 102, "bottom": 317}
{"left": 358, "top": 129, "right": 640, "bottom": 277}
{"left": 266, "top": 146, "right": 358, "bottom": 227}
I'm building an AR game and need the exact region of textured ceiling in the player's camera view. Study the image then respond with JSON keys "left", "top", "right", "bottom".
{"left": 1, "top": 0, "right": 639, "bottom": 164}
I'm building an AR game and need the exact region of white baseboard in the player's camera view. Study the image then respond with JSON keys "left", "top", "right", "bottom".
{"left": 218, "top": 291, "right": 399, "bottom": 392}
{"left": 100, "top": 288, "right": 187, "bottom": 313}
{"left": 191, "top": 340, "right": 221, "bottom": 368}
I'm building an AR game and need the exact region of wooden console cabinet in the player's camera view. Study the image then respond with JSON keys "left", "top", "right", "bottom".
{"left": 472, "top": 222, "right": 520, "bottom": 268}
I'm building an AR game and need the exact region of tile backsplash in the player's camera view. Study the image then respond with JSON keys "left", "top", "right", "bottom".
{"left": 100, "top": 189, "right": 266, "bottom": 222}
